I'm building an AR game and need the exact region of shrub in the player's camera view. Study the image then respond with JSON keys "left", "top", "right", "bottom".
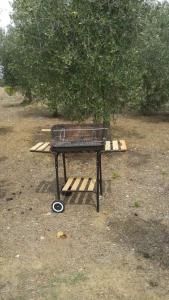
{"left": 4, "top": 86, "right": 16, "bottom": 96}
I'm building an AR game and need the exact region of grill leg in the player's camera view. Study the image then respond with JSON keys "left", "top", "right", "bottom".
{"left": 55, "top": 153, "right": 60, "bottom": 200}
{"left": 62, "top": 153, "right": 67, "bottom": 183}
{"left": 99, "top": 153, "right": 102, "bottom": 196}
{"left": 96, "top": 152, "right": 100, "bottom": 212}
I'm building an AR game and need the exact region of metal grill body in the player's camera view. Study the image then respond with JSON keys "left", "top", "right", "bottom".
{"left": 51, "top": 124, "right": 109, "bottom": 212}
{"left": 51, "top": 124, "right": 109, "bottom": 152}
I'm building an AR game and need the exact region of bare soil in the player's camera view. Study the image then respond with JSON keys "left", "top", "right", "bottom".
{"left": 0, "top": 87, "right": 169, "bottom": 300}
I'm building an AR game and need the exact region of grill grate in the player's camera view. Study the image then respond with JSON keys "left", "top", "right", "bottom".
{"left": 51, "top": 124, "right": 109, "bottom": 150}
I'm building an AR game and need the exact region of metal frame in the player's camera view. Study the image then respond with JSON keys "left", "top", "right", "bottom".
{"left": 54, "top": 150, "right": 102, "bottom": 212}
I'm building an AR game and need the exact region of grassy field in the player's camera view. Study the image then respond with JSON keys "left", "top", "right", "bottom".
{"left": 0, "top": 88, "right": 169, "bottom": 300}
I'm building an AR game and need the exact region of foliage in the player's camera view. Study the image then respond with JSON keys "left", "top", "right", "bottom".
{"left": 112, "top": 171, "right": 121, "bottom": 180}
{"left": 134, "top": 201, "right": 140, "bottom": 208}
{"left": 7, "top": 0, "right": 145, "bottom": 123}
{"left": 0, "top": 26, "right": 33, "bottom": 101}
{"left": 1, "top": 0, "right": 169, "bottom": 118}
{"left": 136, "top": 1, "right": 169, "bottom": 113}
{"left": 4, "top": 85, "right": 16, "bottom": 96}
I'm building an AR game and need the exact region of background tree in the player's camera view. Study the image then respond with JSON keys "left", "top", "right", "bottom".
{"left": 1, "top": 0, "right": 169, "bottom": 120}
{"left": 0, "top": 28, "right": 5, "bottom": 85}
{"left": 136, "top": 1, "right": 169, "bottom": 113}
{"left": 1, "top": 26, "right": 34, "bottom": 101}
{"left": 9, "top": 0, "right": 145, "bottom": 124}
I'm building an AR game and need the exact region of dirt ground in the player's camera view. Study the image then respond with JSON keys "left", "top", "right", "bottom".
{"left": 0, "top": 87, "right": 169, "bottom": 300}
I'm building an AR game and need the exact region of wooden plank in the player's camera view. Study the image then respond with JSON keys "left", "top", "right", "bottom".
{"left": 112, "top": 140, "right": 119, "bottom": 151}
{"left": 79, "top": 178, "right": 89, "bottom": 191}
{"left": 30, "top": 142, "right": 43, "bottom": 152}
{"left": 71, "top": 178, "right": 81, "bottom": 191}
{"left": 44, "top": 145, "right": 51, "bottom": 152}
{"left": 62, "top": 178, "right": 74, "bottom": 192}
{"left": 88, "top": 178, "right": 96, "bottom": 191}
{"left": 105, "top": 141, "right": 111, "bottom": 151}
{"left": 37, "top": 142, "right": 50, "bottom": 152}
{"left": 119, "top": 140, "right": 127, "bottom": 151}
{"left": 41, "top": 129, "right": 51, "bottom": 132}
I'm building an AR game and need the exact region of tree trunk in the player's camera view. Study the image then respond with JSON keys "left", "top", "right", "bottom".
{"left": 52, "top": 107, "right": 58, "bottom": 117}
{"left": 101, "top": 86, "right": 111, "bottom": 127}
{"left": 25, "top": 88, "right": 32, "bottom": 102}
{"left": 103, "top": 110, "right": 110, "bottom": 127}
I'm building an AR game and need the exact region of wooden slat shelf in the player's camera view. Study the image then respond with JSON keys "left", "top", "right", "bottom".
{"left": 62, "top": 178, "right": 74, "bottom": 192}
{"left": 30, "top": 142, "right": 50, "bottom": 153}
{"left": 88, "top": 178, "right": 96, "bottom": 192}
{"left": 30, "top": 140, "right": 127, "bottom": 153}
{"left": 104, "top": 140, "right": 127, "bottom": 152}
{"left": 62, "top": 177, "right": 96, "bottom": 192}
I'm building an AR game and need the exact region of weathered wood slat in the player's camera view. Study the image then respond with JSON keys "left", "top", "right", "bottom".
{"left": 71, "top": 178, "right": 81, "bottom": 191}
{"left": 37, "top": 142, "right": 50, "bottom": 151}
{"left": 44, "top": 145, "right": 51, "bottom": 152}
{"left": 79, "top": 178, "right": 89, "bottom": 191}
{"left": 62, "top": 178, "right": 74, "bottom": 192}
{"left": 112, "top": 140, "right": 119, "bottom": 151}
{"left": 104, "top": 140, "right": 127, "bottom": 152}
{"left": 62, "top": 177, "right": 96, "bottom": 192}
{"left": 41, "top": 129, "right": 51, "bottom": 132}
{"left": 105, "top": 141, "right": 111, "bottom": 151}
{"left": 88, "top": 178, "right": 96, "bottom": 191}
{"left": 30, "top": 142, "right": 44, "bottom": 151}
{"left": 119, "top": 140, "right": 127, "bottom": 151}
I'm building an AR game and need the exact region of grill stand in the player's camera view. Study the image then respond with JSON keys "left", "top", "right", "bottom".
{"left": 62, "top": 153, "right": 67, "bottom": 182}
{"left": 54, "top": 151, "right": 102, "bottom": 212}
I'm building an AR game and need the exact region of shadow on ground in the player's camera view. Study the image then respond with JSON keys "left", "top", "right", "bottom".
{"left": 3, "top": 102, "right": 23, "bottom": 108}
{"left": 0, "top": 180, "right": 11, "bottom": 199}
{"left": 108, "top": 216, "right": 169, "bottom": 269}
{"left": 0, "top": 127, "right": 13, "bottom": 135}
{"left": 112, "top": 126, "right": 145, "bottom": 139}
{"left": 17, "top": 104, "right": 54, "bottom": 119}
{"left": 35, "top": 179, "right": 114, "bottom": 209}
{"left": 127, "top": 150, "right": 151, "bottom": 167}
{"left": 0, "top": 156, "right": 8, "bottom": 163}
{"left": 127, "top": 112, "right": 169, "bottom": 124}
{"left": 143, "top": 112, "right": 169, "bottom": 123}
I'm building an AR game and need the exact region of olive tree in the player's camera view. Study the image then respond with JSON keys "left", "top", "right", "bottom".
{"left": 1, "top": 26, "right": 34, "bottom": 101}
{"left": 137, "top": 1, "right": 169, "bottom": 113}
{"left": 10, "top": 0, "right": 145, "bottom": 123}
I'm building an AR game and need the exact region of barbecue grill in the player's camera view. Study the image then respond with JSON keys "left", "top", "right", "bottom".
{"left": 30, "top": 124, "right": 127, "bottom": 213}
{"left": 50, "top": 124, "right": 109, "bottom": 212}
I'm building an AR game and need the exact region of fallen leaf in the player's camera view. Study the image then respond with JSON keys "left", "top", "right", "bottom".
{"left": 46, "top": 212, "right": 51, "bottom": 216}
{"left": 6, "top": 197, "right": 13, "bottom": 201}
{"left": 56, "top": 231, "right": 67, "bottom": 239}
